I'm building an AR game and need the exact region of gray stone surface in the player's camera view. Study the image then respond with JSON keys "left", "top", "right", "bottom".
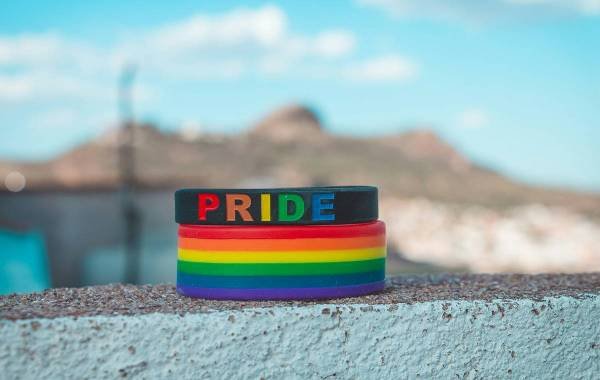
{"left": 1, "top": 274, "right": 600, "bottom": 379}
{"left": 2, "top": 273, "right": 599, "bottom": 320}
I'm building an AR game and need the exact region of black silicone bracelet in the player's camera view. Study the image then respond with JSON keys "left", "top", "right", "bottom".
{"left": 175, "top": 186, "right": 378, "bottom": 225}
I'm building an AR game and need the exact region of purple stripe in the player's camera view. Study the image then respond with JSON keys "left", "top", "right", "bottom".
{"left": 177, "top": 281, "right": 385, "bottom": 300}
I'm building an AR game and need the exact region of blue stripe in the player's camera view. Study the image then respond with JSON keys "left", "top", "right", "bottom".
{"left": 177, "top": 270, "right": 385, "bottom": 289}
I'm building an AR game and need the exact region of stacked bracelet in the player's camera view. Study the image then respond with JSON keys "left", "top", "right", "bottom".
{"left": 176, "top": 222, "right": 386, "bottom": 300}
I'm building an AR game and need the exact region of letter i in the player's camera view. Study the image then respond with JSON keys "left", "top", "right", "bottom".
{"left": 261, "top": 193, "right": 271, "bottom": 222}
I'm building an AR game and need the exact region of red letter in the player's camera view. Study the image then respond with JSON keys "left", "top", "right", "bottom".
{"left": 198, "top": 193, "right": 220, "bottom": 221}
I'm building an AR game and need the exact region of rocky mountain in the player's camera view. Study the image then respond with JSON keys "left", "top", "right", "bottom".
{"left": 2, "top": 104, "right": 600, "bottom": 216}
{"left": 251, "top": 103, "right": 323, "bottom": 142}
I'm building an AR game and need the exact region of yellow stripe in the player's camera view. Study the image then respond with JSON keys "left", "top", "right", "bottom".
{"left": 178, "top": 247, "right": 386, "bottom": 263}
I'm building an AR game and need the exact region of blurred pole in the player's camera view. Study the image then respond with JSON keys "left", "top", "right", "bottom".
{"left": 118, "top": 64, "right": 141, "bottom": 284}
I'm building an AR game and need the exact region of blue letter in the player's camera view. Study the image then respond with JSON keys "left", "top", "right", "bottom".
{"left": 312, "top": 193, "right": 335, "bottom": 221}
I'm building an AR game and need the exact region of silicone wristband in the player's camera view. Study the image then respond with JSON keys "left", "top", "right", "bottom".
{"left": 178, "top": 221, "right": 385, "bottom": 239}
{"left": 176, "top": 220, "right": 386, "bottom": 300}
{"left": 177, "top": 281, "right": 385, "bottom": 300}
{"left": 175, "top": 186, "right": 378, "bottom": 225}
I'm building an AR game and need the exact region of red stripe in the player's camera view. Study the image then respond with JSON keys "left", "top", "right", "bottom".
{"left": 178, "top": 221, "right": 385, "bottom": 239}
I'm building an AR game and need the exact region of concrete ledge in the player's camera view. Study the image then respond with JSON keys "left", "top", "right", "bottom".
{"left": 2, "top": 274, "right": 600, "bottom": 379}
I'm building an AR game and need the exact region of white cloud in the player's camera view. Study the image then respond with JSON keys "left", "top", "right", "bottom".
{"left": 505, "top": 0, "right": 600, "bottom": 15}
{"left": 0, "top": 34, "right": 107, "bottom": 73}
{"left": 344, "top": 55, "right": 418, "bottom": 82}
{"left": 0, "top": 32, "right": 116, "bottom": 104}
{"left": 0, "top": 34, "right": 62, "bottom": 65}
{"left": 0, "top": 75, "right": 32, "bottom": 101}
{"left": 358, "top": 0, "right": 600, "bottom": 23}
{"left": 313, "top": 30, "right": 356, "bottom": 58}
{"left": 257, "top": 30, "right": 355, "bottom": 75}
{"left": 148, "top": 5, "right": 287, "bottom": 54}
{"left": 29, "top": 108, "right": 78, "bottom": 130}
{"left": 123, "top": 5, "right": 356, "bottom": 79}
{"left": 0, "top": 71, "right": 113, "bottom": 103}
{"left": 457, "top": 108, "right": 489, "bottom": 129}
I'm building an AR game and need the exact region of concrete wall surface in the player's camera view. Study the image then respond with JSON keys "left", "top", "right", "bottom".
{"left": 1, "top": 274, "right": 599, "bottom": 379}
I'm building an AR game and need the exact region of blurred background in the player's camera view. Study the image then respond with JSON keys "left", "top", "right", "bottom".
{"left": 1, "top": 0, "right": 599, "bottom": 294}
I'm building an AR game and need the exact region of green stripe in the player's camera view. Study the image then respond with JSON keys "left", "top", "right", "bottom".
{"left": 177, "top": 258, "right": 385, "bottom": 277}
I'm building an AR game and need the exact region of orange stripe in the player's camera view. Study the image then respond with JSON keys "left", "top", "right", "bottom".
{"left": 178, "top": 235, "right": 385, "bottom": 251}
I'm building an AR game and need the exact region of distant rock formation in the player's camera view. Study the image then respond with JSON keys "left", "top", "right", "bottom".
{"left": 251, "top": 104, "right": 324, "bottom": 142}
{"left": 372, "top": 129, "right": 471, "bottom": 172}
{"left": 1, "top": 103, "right": 599, "bottom": 217}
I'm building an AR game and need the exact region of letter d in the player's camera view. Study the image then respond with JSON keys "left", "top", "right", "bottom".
{"left": 278, "top": 194, "right": 305, "bottom": 222}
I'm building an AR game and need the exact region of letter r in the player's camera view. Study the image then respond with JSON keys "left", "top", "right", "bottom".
{"left": 198, "top": 193, "right": 220, "bottom": 221}
{"left": 226, "top": 194, "right": 254, "bottom": 222}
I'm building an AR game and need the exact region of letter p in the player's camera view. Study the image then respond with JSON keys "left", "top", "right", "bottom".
{"left": 198, "top": 193, "right": 220, "bottom": 221}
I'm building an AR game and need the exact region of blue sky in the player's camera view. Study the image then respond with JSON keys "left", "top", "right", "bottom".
{"left": 1, "top": 0, "right": 599, "bottom": 191}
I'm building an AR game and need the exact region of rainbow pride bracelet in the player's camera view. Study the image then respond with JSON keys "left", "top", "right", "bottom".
{"left": 175, "top": 186, "right": 378, "bottom": 225}
{"left": 176, "top": 221, "right": 386, "bottom": 300}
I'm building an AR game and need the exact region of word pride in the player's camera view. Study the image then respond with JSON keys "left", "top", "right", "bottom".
{"left": 198, "top": 193, "right": 335, "bottom": 222}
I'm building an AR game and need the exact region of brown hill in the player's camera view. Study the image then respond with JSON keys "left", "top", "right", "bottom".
{"left": 251, "top": 104, "right": 324, "bottom": 142}
{"left": 2, "top": 104, "right": 599, "bottom": 215}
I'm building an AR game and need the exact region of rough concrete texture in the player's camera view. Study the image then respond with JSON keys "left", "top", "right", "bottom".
{"left": 1, "top": 274, "right": 600, "bottom": 379}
